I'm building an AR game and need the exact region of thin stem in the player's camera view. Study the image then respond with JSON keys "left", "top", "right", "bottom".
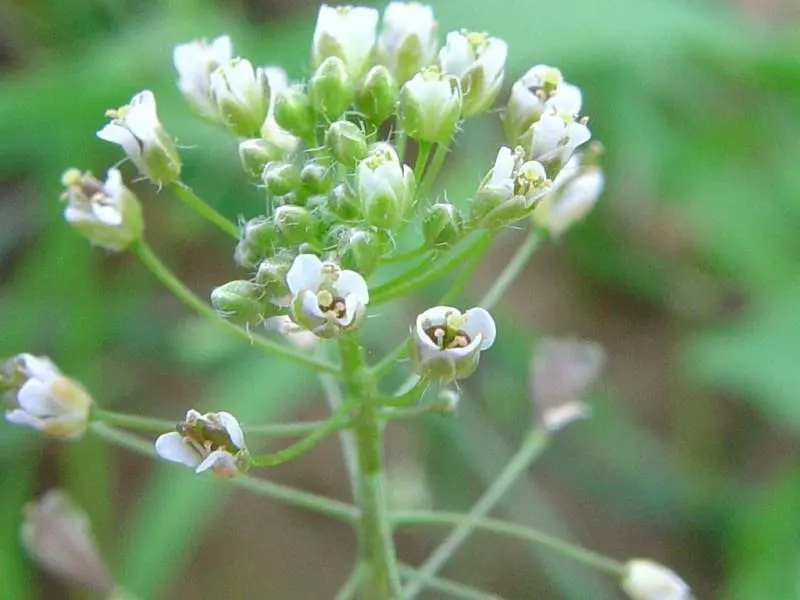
{"left": 370, "top": 339, "right": 410, "bottom": 380}
{"left": 402, "top": 428, "right": 550, "bottom": 599}
{"left": 383, "top": 244, "right": 429, "bottom": 264}
{"left": 132, "top": 240, "right": 338, "bottom": 374}
{"left": 416, "top": 144, "right": 449, "bottom": 202}
{"left": 90, "top": 423, "right": 359, "bottom": 523}
{"left": 396, "top": 129, "right": 408, "bottom": 165}
{"left": 398, "top": 565, "right": 504, "bottom": 600}
{"left": 335, "top": 563, "right": 366, "bottom": 600}
{"left": 413, "top": 141, "right": 433, "bottom": 185}
{"left": 438, "top": 244, "right": 486, "bottom": 306}
{"left": 479, "top": 228, "right": 547, "bottom": 310}
{"left": 320, "top": 368, "right": 360, "bottom": 502}
{"left": 391, "top": 511, "right": 625, "bottom": 577}
{"left": 167, "top": 182, "right": 239, "bottom": 239}
{"left": 379, "top": 376, "right": 427, "bottom": 408}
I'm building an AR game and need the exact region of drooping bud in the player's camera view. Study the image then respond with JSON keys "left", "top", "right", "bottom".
{"left": 300, "top": 161, "right": 334, "bottom": 195}
{"left": 273, "top": 85, "right": 315, "bottom": 141}
{"left": 338, "top": 227, "right": 382, "bottom": 277}
{"left": 210, "top": 280, "right": 264, "bottom": 326}
{"left": 328, "top": 182, "right": 362, "bottom": 220}
{"left": 173, "top": 35, "right": 233, "bottom": 122}
{"left": 234, "top": 216, "right": 278, "bottom": 269}
{"left": 310, "top": 56, "right": 352, "bottom": 121}
{"left": 97, "top": 91, "right": 181, "bottom": 185}
{"left": 326, "top": 120, "right": 369, "bottom": 167}
{"left": 273, "top": 205, "right": 314, "bottom": 246}
{"left": 439, "top": 30, "right": 506, "bottom": 117}
{"left": 263, "top": 161, "right": 301, "bottom": 197}
{"left": 61, "top": 168, "right": 143, "bottom": 252}
{"left": 376, "top": 2, "right": 439, "bottom": 86}
{"left": 356, "top": 143, "right": 415, "bottom": 230}
{"left": 398, "top": 67, "right": 461, "bottom": 144}
{"left": 209, "top": 59, "right": 270, "bottom": 138}
{"left": 312, "top": 4, "right": 379, "bottom": 78}
{"left": 621, "top": 560, "right": 693, "bottom": 600}
{"left": 355, "top": 65, "right": 398, "bottom": 126}
{"left": 422, "top": 202, "right": 463, "bottom": 247}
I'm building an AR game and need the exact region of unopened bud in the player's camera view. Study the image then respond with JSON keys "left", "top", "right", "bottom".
{"left": 263, "top": 161, "right": 301, "bottom": 197}
{"left": 398, "top": 67, "right": 461, "bottom": 144}
{"left": 255, "top": 257, "right": 291, "bottom": 302}
{"left": 377, "top": 2, "right": 438, "bottom": 86}
{"left": 239, "top": 139, "right": 277, "bottom": 179}
{"left": 209, "top": 59, "right": 270, "bottom": 137}
{"left": 338, "top": 227, "right": 382, "bottom": 277}
{"left": 234, "top": 216, "right": 278, "bottom": 269}
{"left": 355, "top": 65, "right": 399, "bottom": 126}
{"left": 621, "top": 560, "right": 693, "bottom": 600}
{"left": 422, "top": 202, "right": 463, "bottom": 247}
{"left": 310, "top": 56, "right": 352, "bottom": 121}
{"left": 328, "top": 182, "right": 362, "bottom": 220}
{"left": 312, "top": 4, "right": 379, "bottom": 78}
{"left": 357, "top": 143, "right": 415, "bottom": 230}
{"left": 273, "top": 205, "right": 314, "bottom": 246}
{"left": 273, "top": 85, "right": 315, "bottom": 140}
{"left": 210, "top": 280, "right": 264, "bottom": 326}
{"left": 300, "top": 161, "right": 333, "bottom": 195}
{"left": 326, "top": 120, "right": 368, "bottom": 167}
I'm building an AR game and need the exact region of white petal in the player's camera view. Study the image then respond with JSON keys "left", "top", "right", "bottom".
{"left": 96, "top": 123, "right": 141, "bottom": 159}
{"left": 439, "top": 31, "right": 473, "bottom": 78}
{"left": 489, "top": 147, "right": 515, "bottom": 187}
{"left": 300, "top": 289, "right": 326, "bottom": 319}
{"left": 217, "top": 412, "right": 245, "bottom": 450}
{"left": 91, "top": 203, "right": 123, "bottom": 226}
{"left": 463, "top": 307, "right": 496, "bottom": 349}
{"left": 196, "top": 450, "right": 238, "bottom": 475}
{"left": 5, "top": 409, "right": 45, "bottom": 430}
{"left": 338, "top": 294, "right": 360, "bottom": 326}
{"left": 18, "top": 380, "right": 62, "bottom": 417}
{"left": 124, "top": 91, "right": 160, "bottom": 143}
{"left": 335, "top": 270, "right": 369, "bottom": 304}
{"left": 418, "top": 305, "right": 460, "bottom": 326}
{"left": 443, "top": 335, "right": 482, "bottom": 358}
{"left": 20, "top": 354, "right": 60, "bottom": 383}
{"left": 286, "top": 254, "right": 324, "bottom": 294}
{"left": 155, "top": 432, "right": 201, "bottom": 467}
{"left": 185, "top": 408, "right": 203, "bottom": 421}
{"left": 548, "top": 83, "right": 582, "bottom": 117}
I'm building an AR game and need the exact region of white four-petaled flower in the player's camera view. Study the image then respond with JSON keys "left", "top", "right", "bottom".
{"left": 4, "top": 354, "right": 92, "bottom": 440}
{"left": 173, "top": 35, "right": 233, "bottom": 121}
{"left": 398, "top": 67, "right": 462, "bottom": 144}
{"left": 621, "top": 560, "right": 693, "bottom": 600}
{"left": 155, "top": 410, "right": 248, "bottom": 478}
{"left": 286, "top": 254, "right": 370, "bottom": 338}
{"left": 411, "top": 306, "right": 496, "bottom": 382}
{"left": 312, "top": 4, "right": 379, "bottom": 77}
{"left": 377, "top": 2, "right": 439, "bottom": 85}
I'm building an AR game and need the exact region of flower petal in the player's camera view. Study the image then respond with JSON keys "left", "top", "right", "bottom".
{"left": 20, "top": 354, "right": 60, "bottom": 383}
{"left": 5, "top": 409, "right": 45, "bottom": 430}
{"left": 18, "top": 380, "right": 63, "bottom": 417}
{"left": 217, "top": 412, "right": 245, "bottom": 450}
{"left": 336, "top": 269, "right": 369, "bottom": 304}
{"left": 196, "top": 450, "right": 238, "bottom": 476}
{"left": 286, "top": 254, "right": 324, "bottom": 294}
{"left": 155, "top": 432, "right": 201, "bottom": 467}
{"left": 300, "top": 289, "right": 326, "bottom": 319}
{"left": 463, "top": 307, "right": 496, "bottom": 349}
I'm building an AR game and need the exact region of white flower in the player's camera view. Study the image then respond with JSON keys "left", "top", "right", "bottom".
{"left": 357, "top": 143, "right": 415, "bottom": 229}
{"left": 532, "top": 153, "right": 604, "bottom": 236}
{"left": 173, "top": 35, "right": 233, "bottom": 120}
{"left": 286, "top": 254, "right": 369, "bottom": 338}
{"left": 522, "top": 112, "right": 591, "bottom": 171}
{"left": 398, "top": 66, "right": 462, "bottom": 143}
{"left": 155, "top": 409, "right": 248, "bottom": 478}
{"left": 622, "top": 560, "right": 693, "bottom": 600}
{"left": 411, "top": 306, "right": 496, "bottom": 382}
{"left": 312, "top": 4, "right": 379, "bottom": 77}
{"left": 265, "top": 315, "right": 319, "bottom": 349}
{"left": 439, "top": 30, "right": 507, "bottom": 117}
{"left": 21, "top": 490, "right": 114, "bottom": 595}
{"left": 61, "top": 168, "right": 143, "bottom": 251}
{"left": 4, "top": 354, "right": 92, "bottom": 440}
{"left": 209, "top": 58, "right": 270, "bottom": 137}
{"left": 97, "top": 91, "right": 181, "bottom": 184}
{"left": 377, "top": 2, "right": 438, "bottom": 85}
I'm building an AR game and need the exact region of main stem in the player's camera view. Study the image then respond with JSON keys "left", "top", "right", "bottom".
{"left": 339, "top": 334, "right": 403, "bottom": 599}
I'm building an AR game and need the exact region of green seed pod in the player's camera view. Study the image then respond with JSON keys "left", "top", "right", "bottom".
{"left": 325, "top": 120, "right": 368, "bottom": 167}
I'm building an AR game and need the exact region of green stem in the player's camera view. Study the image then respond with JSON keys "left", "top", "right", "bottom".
{"left": 132, "top": 240, "right": 338, "bottom": 374}
{"left": 383, "top": 244, "right": 429, "bottom": 264}
{"left": 379, "top": 376, "right": 427, "bottom": 408}
{"left": 416, "top": 144, "right": 449, "bottom": 202}
{"left": 391, "top": 511, "right": 625, "bottom": 577}
{"left": 402, "top": 428, "right": 550, "bottom": 599}
{"left": 320, "top": 368, "right": 360, "bottom": 501}
{"left": 438, "top": 243, "right": 486, "bottom": 306}
{"left": 90, "top": 423, "right": 358, "bottom": 523}
{"left": 370, "top": 339, "right": 410, "bottom": 380}
{"left": 167, "top": 182, "right": 239, "bottom": 239}
{"left": 414, "top": 141, "right": 432, "bottom": 185}
{"left": 479, "top": 228, "right": 547, "bottom": 310}
{"left": 336, "top": 563, "right": 366, "bottom": 600}
{"left": 339, "top": 335, "right": 403, "bottom": 599}
{"left": 395, "top": 129, "right": 408, "bottom": 166}
{"left": 398, "top": 565, "right": 503, "bottom": 600}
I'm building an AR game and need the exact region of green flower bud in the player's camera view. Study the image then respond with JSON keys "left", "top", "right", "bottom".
{"left": 310, "top": 56, "right": 352, "bottom": 121}
{"left": 239, "top": 139, "right": 278, "bottom": 179}
{"left": 422, "top": 202, "right": 463, "bottom": 247}
{"left": 398, "top": 67, "right": 461, "bottom": 144}
{"left": 61, "top": 168, "right": 143, "bottom": 252}
{"left": 210, "top": 280, "right": 264, "bottom": 326}
{"left": 325, "top": 121, "right": 368, "bottom": 167}
{"left": 355, "top": 65, "right": 399, "bottom": 126}
{"left": 376, "top": 3, "right": 438, "bottom": 86}
{"left": 357, "top": 143, "right": 415, "bottom": 230}
{"left": 273, "top": 205, "right": 314, "bottom": 246}
{"left": 273, "top": 85, "right": 315, "bottom": 140}
{"left": 209, "top": 59, "right": 270, "bottom": 137}
{"left": 255, "top": 257, "right": 291, "bottom": 301}
{"left": 263, "top": 161, "right": 301, "bottom": 197}
{"left": 338, "top": 227, "right": 381, "bottom": 277}
{"left": 273, "top": 191, "right": 305, "bottom": 207}
{"left": 234, "top": 217, "right": 278, "bottom": 269}
{"left": 300, "top": 161, "right": 333, "bottom": 195}
{"left": 327, "top": 182, "right": 362, "bottom": 220}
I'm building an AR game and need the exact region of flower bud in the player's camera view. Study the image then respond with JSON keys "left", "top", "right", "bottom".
{"left": 300, "top": 161, "right": 333, "bottom": 195}
{"left": 273, "top": 205, "right": 314, "bottom": 246}
{"left": 398, "top": 67, "right": 461, "bottom": 144}
{"left": 209, "top": 59, "right": 270, "bottom": 138}
{"left": 264, "top": 315, "right": 320, "bottom": 349}
{"left": 97, "top": 91, "right": 181, "bottom": 185}
{"left": 173, "top": 35, "right": 233, "bottom": 122}
{"left": 439, "top": 31, "right": 507, "bottom": 117}
{"left": 239, "top": 139, "right": 278, "bottom": 179}
{"left": 357, "top": 143, "right": 415, "bottom": 230}
{"left": 312, "top": 4, "right": 379, "bottom": 78}
{"left": 422, "top": 202, "right": 463, "bottom": 247}
{"left": 310, "top": 56, "right": 352, "bottom": 121}
{"left": 234, "top": 216, "right": 278, "bottom": 269}
{"left": 3, "top": 354, "right": 92, "bottom": 440}
{"left": 210, "top": 280, "right": 264, "bottom": 326}
{"left": 376, "top": 2, "right": 439, "bottom": 86}
{"left": 263, "top": 161, "right": 301, "bottom": 197}
{"left": 411, "top": 306, "right": 496, "bottom": 383}
{"left": 519, "top": 112, "right": 591, "bottom": 174}
{"left": 61, "top": 168, "right": 143, "bottom": 252}
{"left": 621, "top": 560, "right": 693, "bottom": 600}
{"left": 328, "top": 182, "right": 362, "bottom": 220}
{"left": 326, "top": 120, "right": 368, "bottom": 167}
{"left": 273, "top": 85, "right": 315, "bottom": 140}
{"left": 355, "top": 65, "right": 399, "bottom": 126}
{"left": 255, "top": 257, "right": 291, "bottom": 302}
{"left": 338, "top": 227, "right": 382, "bottom": 277}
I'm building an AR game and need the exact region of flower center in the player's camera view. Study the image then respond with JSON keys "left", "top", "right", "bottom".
{"left": 317, "top": 289, "right": 347, "bottom": 319}
{"left": 424, "top": 313, "right": 472, "bottom": 350}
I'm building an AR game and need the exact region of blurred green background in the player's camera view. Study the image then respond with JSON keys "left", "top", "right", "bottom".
{"left": 1, "top": 0, "right": 799, "bottom": 598}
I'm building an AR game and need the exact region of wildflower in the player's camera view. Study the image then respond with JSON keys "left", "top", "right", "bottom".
{"left": 209, "top": 58, "right": 270, "bottom": 137}
{"left": 621, "top": 559, "right": 693, "bottom": 600}
{"left": 356, "top": 143, "right": 415, "bottom": 230}
{"left": 97, "top": 91, "right": 181, "bottom": 184}
{"left": 155, "top": 409, "right": 249, "bottom": 477}
{"left": 3, "top": 354, "right": 92, "bottom": 440}
{"left": 286, "top": 254, "right": 369, "bottom": 338}
{"left": 439, "top": 30, "right": 507, "bottom": 117}
{"left": 376, "top": 2, "right": 438, "bottom": 86}
{"left": 521, "top": 112, "right": 591, "bottom": 173}
{"left": 173, "top": 35, "right": 233, "bottom": 121}
{"left": 411, "top": 306, "right": 496, "bottom": 382}
{"left": 61, "top": 168, "right": 143, "bottom": 251}
{"left": 312, "top": 4, "right": 379, "bottom": 77}
{"left": 397, "top": 66, "right": 462, "bottom": 144}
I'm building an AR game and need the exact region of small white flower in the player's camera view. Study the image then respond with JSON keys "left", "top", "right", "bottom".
{"left": 4, "top": 354, "right": 92, "bottom": 440}
{"left": 522, "top": 112, "right": 591, "bottom": 171}
{"left": 155, "top": 409, "right": 248, "bottom": 478}
{"left": 173, "top": 35, "right": 233, "bottom": 120}
{"left": 532, "top": 153, "right": 604, "bottom": 236}
{"left": 286, "top": 254, "right": 369, "bottom": 338}
{"left": 265, "top": 315, "right": 320, "bottom": 349}
{"left": 313, "top": 4, "right": 379, "bottom": 77}
{"left": 357, "top": 143, "right": 415, "bottom": 229}
{"left": 377, "top": 2, "right": 438, "bottom": 85}
{"left": 411, "top": 306, "right": 496, "bottom": 382}
{"left": 61, "top": 168, "right": 143, "bottom": 251}
{"left": 622, "top": 560, "right": 693, "bottom": 600}
{"left": 398, "top": 66, "right": 462, "bottom": 143}
{"left": 97, "top": 91, "right": 181, "bottom": 184}
{"left": 209, "top": 58, "right": 270, "bottom": 137}
{"left": 439, "top": 30, "right": 507, "bottom": 117}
